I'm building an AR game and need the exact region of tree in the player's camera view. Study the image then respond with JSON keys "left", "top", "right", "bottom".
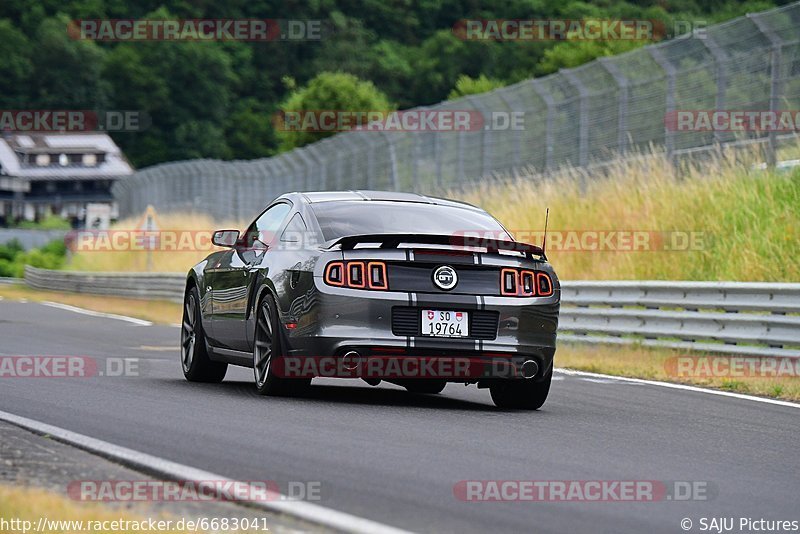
{"left": 276, "top": 72, "right": 394, "bottom": 151}
{"left": 31, "top": 16, "right": 108, "bottom": 109}
{"left": 537, "top": 39, "right": 646, "bottom": 75}
{"left": 0, "top": 19, "right": 32, "bottom": 108}
{"left": 448, "top": 74, "right": 506, "bottom": 100}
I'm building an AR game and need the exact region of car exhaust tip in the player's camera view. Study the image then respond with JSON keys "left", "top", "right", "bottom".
{"left": 520, "top": 359, "right": 539, "bottom": 379}
{"left": 341, "top": 350, "right": 362, "bottom": 370}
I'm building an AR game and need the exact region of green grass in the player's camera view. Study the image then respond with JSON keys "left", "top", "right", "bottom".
{"left": 0, "top": 239, "right": 67, "bottom": 278}
{"left": 15, "top": 214, "right": 72, "bottom": 230}
{"left": 457, "top": 148, "right": 800, "bottom": 281}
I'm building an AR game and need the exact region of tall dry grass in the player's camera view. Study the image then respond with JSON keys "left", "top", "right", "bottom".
{"left": 457, "top": 148, "right": 800, "bottom": 281}
{"left": 67, "top": 212, "right": 245, "bottom": 274}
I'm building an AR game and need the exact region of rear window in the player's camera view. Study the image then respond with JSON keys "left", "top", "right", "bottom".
{"left": 311, "top": 201, "right": 510, "bottom": 241}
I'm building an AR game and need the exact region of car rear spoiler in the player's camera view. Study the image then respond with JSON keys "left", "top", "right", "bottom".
{"left": 326, "top": 233, "right": 546, "bottom": 261}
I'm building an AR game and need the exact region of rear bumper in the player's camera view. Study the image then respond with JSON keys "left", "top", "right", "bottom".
{"left": 282, "top": 284, "right": 559, "bottom": 379}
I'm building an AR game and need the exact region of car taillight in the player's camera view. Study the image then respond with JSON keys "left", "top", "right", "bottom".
{"left": 367, "top": 262, "right": 388, "bottom": 290}
{"left": 500, "top": 268, "right": 553, "bottom": 297}
{"left": 324, "top": 261, "right": 345, "bottom": 286}
{"left": 325, "top": 261, "right": 389, "bottom": 290}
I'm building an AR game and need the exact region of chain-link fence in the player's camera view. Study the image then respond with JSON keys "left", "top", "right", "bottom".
{"left": 114, "top": 2, "right": 800, "bottom": 221}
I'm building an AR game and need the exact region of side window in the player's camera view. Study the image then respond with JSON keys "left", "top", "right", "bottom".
{"left": 242, "top": 203, "right": 292, "bottom": 248}
{"left": 280, "top": 213, "right": 308, "bottom": 242}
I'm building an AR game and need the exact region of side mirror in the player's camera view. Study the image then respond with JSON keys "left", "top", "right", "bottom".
{"left": 212, "top": 229, "right": 240, "bottom": 248}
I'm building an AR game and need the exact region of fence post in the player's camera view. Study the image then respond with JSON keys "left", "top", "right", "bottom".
{"left": 599, "top": 57, "right": 629, "bottom": 156}
{"left": 560, "top": 70, "right": 589, "bottom": 167}
{"left": 305, "top": 144, "right": 326, "bottom": 189}
{"left": 365, "top": 136, "right": 375, "bottom": 189}
{"left": 465, "top": 96, "right": 493, "bottom": 178}
{"left": 284, "top": 152, "right": 305, "bottom": 192}
{"left": 412, "top": 133, "right": 421, "bottom": 192}
{"left": 433, "top": 131, "right": 443, "bottom": 189}
{"left": 377, "top": 131, "right": 399, "bottom": 190}
{"left": 496, "top": 91, "right": 521, "bottom": 168}
{"left": 339, "top": 135, "right": 360, "bottom": 189}
{"left": 699, "top": 31, "right": 729, "bottom": 154}
{"left": 531, "top": 79, "right": 555, "bottom": 172}
{"left": 649, "top": 45, "right": 677, "bottom": 166}
{"left": 294, "top": 148, "right": 314, "bottom": 191}
{"left": 748, "top": 13, "right": 784, "bottom": 168}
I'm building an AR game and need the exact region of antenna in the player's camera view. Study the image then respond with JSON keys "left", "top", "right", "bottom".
{"left": 541, "top": 208, "right": 550, "bottom": 260}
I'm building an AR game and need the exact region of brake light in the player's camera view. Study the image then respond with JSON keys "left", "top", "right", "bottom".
{"left": 325, "top": 261, "right": 389, "bottom": 290}
{"left": 324, "top": 261, "right": 345, "bottom": 286}
{"left": 500, "top": 268, "right": 518, "bottom": 296}
{"left": 520, "top": 270, "right": 535, "bottom": 296}
{"left": 536, "top": 272, "right": 553, "bottom": 296}
{"left": 499, "top": 268, "right": 553, "bottom": 297}
{"left": 367, "top": 262, "right": 388, "bottom": 290}
{"left": 347, "top": 261, "right": 366, "bottom": 288}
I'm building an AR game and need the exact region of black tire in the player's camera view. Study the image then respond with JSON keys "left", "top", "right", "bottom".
{"left": 181, "top": 286, "right": 227, "bottom": 383}
{"left": 489, "top": 369, "right": 552, "bottom": 410}
{"left": 253, "top": 293, "right": 310, "bottom": 396}
{"left": 403, "top": 379, "right": 447, "bottom": 395}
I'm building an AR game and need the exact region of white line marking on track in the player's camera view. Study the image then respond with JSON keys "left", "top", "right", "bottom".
{"left": 555, "top": 368, "right": 800, "bottom": 409}
{"left": 0, "top": 410, "right": 413, "bottom": 534}
{"left": 576, "top": 377, "right": 617, "bottom": 384}
{"left": 41, "top": 301, "right": 153, "bottom": 326}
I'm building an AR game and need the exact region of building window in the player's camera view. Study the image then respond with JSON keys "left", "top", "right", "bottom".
{"left": 35, "top": 154, "right": 50, "bottom": 166}
{"left": 82, "top": 153, "right": 97, "bottom": 166}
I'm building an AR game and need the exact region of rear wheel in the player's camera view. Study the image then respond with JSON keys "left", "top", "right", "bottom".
{"left": 181, "top": 286, "right": 227, "bottom": 382}
{"left": 254, "top": 294, "right": 309, "bottom": 396}
{"left": 489, "top": 369, "right": 551, "bottom": 410}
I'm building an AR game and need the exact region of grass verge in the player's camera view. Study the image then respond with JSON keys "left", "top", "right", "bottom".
{"left": 558, "top": 342, "right": 800, "bottom": 402}
{"left": 0, "top": 283, "right": 181, "bottom": 325}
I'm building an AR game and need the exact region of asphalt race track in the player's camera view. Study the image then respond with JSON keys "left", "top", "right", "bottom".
{"left": 1, "top": 299, "right": 797, "bottom": 534}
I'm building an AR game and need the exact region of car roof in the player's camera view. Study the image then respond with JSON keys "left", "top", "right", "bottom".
{"left": 294, "top": 190, "right": 483, "bottom": 212}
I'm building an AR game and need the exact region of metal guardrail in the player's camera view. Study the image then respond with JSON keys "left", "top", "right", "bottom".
{"left": 21, "top": 267, "right": 800, "bottom": 358}
{"left": 559, "top": 281, "right": 800, "bottom": 358}
{"left": 23, "top": 266, "right": 185, "bottom": 302}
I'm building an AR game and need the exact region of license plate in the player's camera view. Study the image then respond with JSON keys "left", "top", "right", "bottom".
{"left": 421, "top": 309, "right": 469, "bottom": 338}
